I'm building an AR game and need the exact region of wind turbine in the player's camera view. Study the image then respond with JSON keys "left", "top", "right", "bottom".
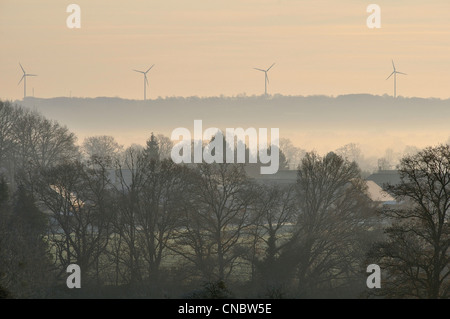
{"left": 254, "top": 63, "right": 275, "bottom": 96}
{"left": 133, "top": 65, "right": 154, "bottom": 100}
{"left": 18, "top": 63, "right": 37, "bottom": 99}
{"left": 386, "top": 60, "right": 407, "bottom": 98}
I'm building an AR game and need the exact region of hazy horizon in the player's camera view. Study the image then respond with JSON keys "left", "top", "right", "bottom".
{"left": 2, "top": 1, "right": 450, "bottom": 100}
{"left": 14, "top": 94, "right": 450, "bottom": 167}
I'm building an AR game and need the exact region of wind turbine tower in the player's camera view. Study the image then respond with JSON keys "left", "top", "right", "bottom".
{"left": 18, "top": 63, "right": 37, "bottom": 99}
{"left": 254, "top": 63, "right": 275, "bottom": 96}
{"left": 133, "top": 65, "right": 154, "bottom": 100}
{"left": 386, "top": 60, "right": 407, "bottom": 98}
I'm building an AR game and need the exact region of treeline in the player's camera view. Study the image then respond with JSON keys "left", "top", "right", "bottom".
{"left": 0, "top": 100, "right": 448, "bottom": 298}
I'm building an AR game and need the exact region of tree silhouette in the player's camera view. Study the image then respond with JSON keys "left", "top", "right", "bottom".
{"left": 368, "top": 145, "right": 450, "bottom": 298}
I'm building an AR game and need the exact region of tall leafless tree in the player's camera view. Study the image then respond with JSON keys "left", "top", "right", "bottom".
{"left": 33, "top": 161, "right": 113, "bottom": 283}
{"left": 172, "top": 163, "right": 258, "bottom": 283}
{"left": 82, "top": 135, "right": 123, "bottom": 167}
{"left": 248, "top": 184, "right": 297, "bottom": 294}
{"left": 285, "top": 152, "right": 376, "bottom": 297}
{"left": 368, "top": 145, "right": 450, "bottom": 298}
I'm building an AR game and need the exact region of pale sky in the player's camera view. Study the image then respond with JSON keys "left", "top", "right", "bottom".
{"left": 2, "top": 0, "right": 450, "bottom": 100}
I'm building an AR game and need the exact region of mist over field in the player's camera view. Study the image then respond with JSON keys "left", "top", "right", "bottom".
{"left": 18, "top": 94, "right": 450, "bottom": 159}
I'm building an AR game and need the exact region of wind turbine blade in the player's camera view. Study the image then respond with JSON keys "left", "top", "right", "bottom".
{"left": 133, "top": 69, "right": 145, "bottom": 74}
{"left": 386, "top": 71, "right": 395, "bottom": 80}
{"left": 254, "top": 68, "right": 265, "bottom": 72}
{"left": 146, "top": 64, "right": 154, "bottom": 73}
{"left": 145, "top": 75, "right": 149, "bottom": 86}
{"left": 18, "top": 75, "right": 25, "bottom": 85}
{"left": 19, "top": 63, "right": 25, "bottom": 73}
{"left": 27, "top": 74, "right": 37, "bottom": 77}
{"left": 397, "top": 72, "right": 407, "bottom": 75}
{"left": 392, "top": 60, "right": 396, "bottom": 71}
{"left": 267, "top": 63, "right": 275, "bottom": 71}
{"left": 266, "top": 73, "right": 269, "bottom": 84}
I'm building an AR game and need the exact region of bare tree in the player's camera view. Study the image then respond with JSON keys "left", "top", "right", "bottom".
{"left": 7, "top": 109, "right": 80, "bottom": 198}
{"left": 336, "top": 143, "right": 363, "bottom": 165}
{"left": 82, "top": 135, "right": 122, "bottom": 167}
{"left": 156, "top": 134, "right": 173, "bottom": 160}
{"left": 172, "top": 163, "right": 258, "bottom": 282}
{"left": 0, "top": 102, "right": 19, "bottom": 167}
{"left": 377, "top": 148, "right": 400, "bottom": 171}
{"left": 13, "top": 111, "right": 79, "bottom": 169}
{"left": 137, "top": 159, "right": 191, "bottom": 283}
{"left": 110, "top": 145, "right": 146, "bottom": 285}
{"left": 368, "top": 145, "right": 450, "bottom": 298}
{"left": 108, "top": 141, "right": 191, "bottom": 291}
{"left": 286, "top": 152, "right": 376, "bottom": 297}
{"left": 32, "top": 118, "right": 79, "bottom": 168}
{"left": 279, "top": 138, "right": 306, "bottom": 170}
{"left": 249, "top": 184, "right": 297, "bottom": 291}
{"left": 33, "top": 161, "right": 113, "bottom": 283}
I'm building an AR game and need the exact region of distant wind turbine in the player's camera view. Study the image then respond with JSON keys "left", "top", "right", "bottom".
{"left": 386, "top": 60, "right": 407, "bottom": 98}
{"left": 254, "top": 63, "right": 275, "bottom": 96}
{"left": 133, "top": 65, "right": 154, "bottom": 100}
{"left": 18, "top": 63, "right": 37, "bottom": 99}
